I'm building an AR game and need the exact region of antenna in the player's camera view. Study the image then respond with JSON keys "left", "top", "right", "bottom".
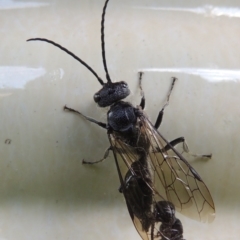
{"left": 101, "top": 0, "right": 112, "bottom": 83}
{"left": 27, "top": 38, "right": 104, "bottom": 86}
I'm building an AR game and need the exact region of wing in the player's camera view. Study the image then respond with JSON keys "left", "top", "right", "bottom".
{"left": 108, "top": 134, "right": 159, "bottom": 240}
{"left": 139, "top": 114, "right": 215, "bottom": 223}
{"left": 108, "top": 110, "right": 215, "bottom": 240}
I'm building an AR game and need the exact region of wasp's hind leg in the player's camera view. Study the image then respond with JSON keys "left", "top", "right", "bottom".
{"left": 161, "top": 137, "right": 212, "bottom": 159}
{"left": 154, "top": 77, "right": 177, "bottom": 129}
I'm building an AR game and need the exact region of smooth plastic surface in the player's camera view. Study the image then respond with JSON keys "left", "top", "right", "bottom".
{"left": 1, "top": 0, "right": 240, "bottom": 239}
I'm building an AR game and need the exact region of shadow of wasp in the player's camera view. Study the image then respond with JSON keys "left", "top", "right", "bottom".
{"left": 27, "top": 0, "right": 215, "bottom": 239}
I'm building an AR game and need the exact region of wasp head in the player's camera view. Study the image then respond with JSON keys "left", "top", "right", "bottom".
{"left": 94, "top": 81, "right": 130, "bottom": 107}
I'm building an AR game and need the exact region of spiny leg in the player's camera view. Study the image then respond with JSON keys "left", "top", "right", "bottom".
{"left": 82, "top": 146, "right": 112, "bottom": 164}
{"left": 161, "top": 137, "right": 212, "bottom": 159}
{"left": 162, "top": 77, "right": 177, "bottom": 111}
{"left": 138, "top": 75, "right": 211, "bottom": 159}
{"left": 64, "top": 105, "right": 112, "bottom": 164}
{"left": 64, "top": 105, "right": 107, "bottom": 129}
{"left": 152, "top": 78, "right": 211, "bottom": 159}
{"left": 179, "top": 139, "right": 212, "bottom": 159}
{"left": 138, "top": 72, "right": 145, "bottom": 109}
{"left": 154, "top": 77, "right": 177, "bottom": 129}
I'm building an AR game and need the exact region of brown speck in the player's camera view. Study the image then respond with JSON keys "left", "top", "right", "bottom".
{"left": 5, "top": 139, "right": 11, "bottom": 144}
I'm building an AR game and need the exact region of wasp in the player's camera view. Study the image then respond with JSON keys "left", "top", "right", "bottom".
{"left": 27, "top": 0, "right": 215, "bottom": 239}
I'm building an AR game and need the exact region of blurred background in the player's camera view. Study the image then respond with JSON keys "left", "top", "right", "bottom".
{"left": 0, "top": 0, "right": 240, "bottom": 239}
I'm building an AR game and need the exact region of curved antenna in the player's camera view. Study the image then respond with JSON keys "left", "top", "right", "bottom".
{"left": 101, "top": 0, "right": 112, "bottom": 83}
{"left": 27, "top": 38, "right": 104, "bottom": 86}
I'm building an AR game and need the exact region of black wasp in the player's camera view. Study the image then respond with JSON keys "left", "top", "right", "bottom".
{"left": 27, "top": 0, "right": 215, "bottom": 239}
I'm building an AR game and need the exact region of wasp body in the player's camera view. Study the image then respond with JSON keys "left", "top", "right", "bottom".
{"left": 27, "top": 0, "right": 215, "bottom": 239}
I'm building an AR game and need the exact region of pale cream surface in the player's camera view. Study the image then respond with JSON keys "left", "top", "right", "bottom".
{"left": 0, "top": 0, "right": 240, "bottom": 239}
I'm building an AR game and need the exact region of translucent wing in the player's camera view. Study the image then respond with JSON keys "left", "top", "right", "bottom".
{"left": 108, "top": 109, "right": 215, "bottom": 240}
{"left": 140, "top": 114, "right": 215, "bottom": 223}
{"left": 109, "top": 134, "right": 158, "bottom": 240}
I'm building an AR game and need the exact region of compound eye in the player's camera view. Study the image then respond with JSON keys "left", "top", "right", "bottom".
{"left": 94, "top": 93, "right": 101, "bottom": 103}
{"left": 121, "top": 82, "right": 128, "bottom": 88}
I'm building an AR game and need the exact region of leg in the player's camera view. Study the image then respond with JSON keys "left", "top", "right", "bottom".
{"left": 138, "top": 72, "right": 145, "bottom": 109}
{"left": 161, "top": 137, "right": 212, "bottom": 159}
{"left": 154, "top": 77, "right": 177, "bottom": 129}
{"left": 64, "top": 105, "right": 111, "bottom": 164}
{"left": 82, "top": 146, "right": 112, "bottom": 164}
{"left": 161, "top": 137, "right": 185, "bottom": 152}
{"left": 64, "top": 105, "right": 107, "bottom": 129}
